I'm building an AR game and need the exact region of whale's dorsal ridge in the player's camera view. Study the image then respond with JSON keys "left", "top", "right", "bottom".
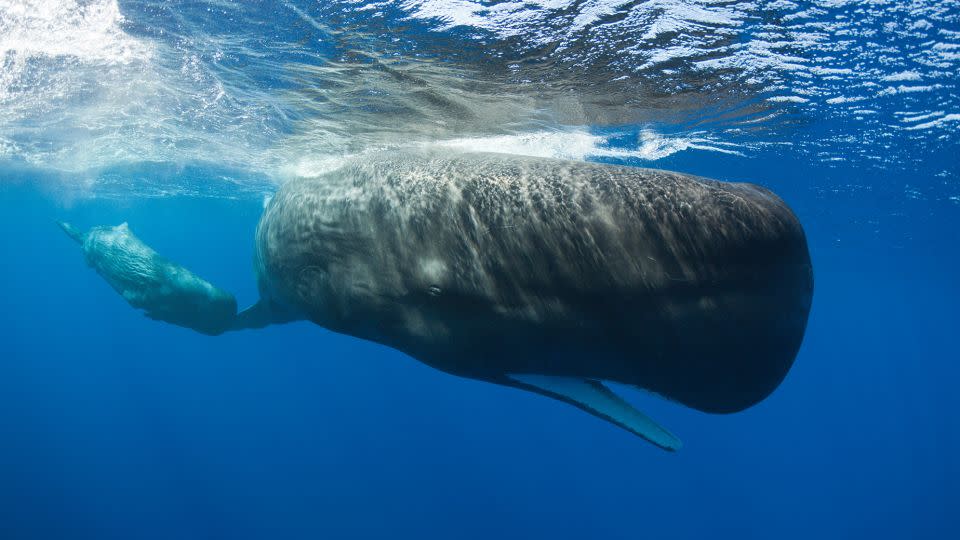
{"left": 506, "top": 374, "right": 682, "bottom": 452}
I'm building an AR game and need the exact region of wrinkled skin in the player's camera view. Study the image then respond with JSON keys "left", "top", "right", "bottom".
{"left": 254, "top": 150, "right": 813, "bottom": 414}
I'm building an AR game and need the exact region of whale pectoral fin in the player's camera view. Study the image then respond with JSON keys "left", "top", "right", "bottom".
{"left": 505, "top": 374, "right": 682, "bottom": 452}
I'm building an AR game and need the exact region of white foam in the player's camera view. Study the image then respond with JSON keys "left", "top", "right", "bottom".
{"left": 878, "top": 84, "right": 942, "bottom": 96}
{"left": 826, "top": 96, "right": 866, "bottom": 105}
{"left": 904, "top": 113, "right": 960, "bottom": 131}
{"left": 0, "top": 0, "right": 149, "bottom": 63}
{"left": 280, "top": 154, "right": 353, "bottom": 180}
{"left": 397, "top": 0, "right": 745, "bottom": 60}
{"left": 431, "top": 130, "right": 613, "bottom": 160}
{"left": 635, "top": 129, "right": 744, "bottom": 159}
{"left": 767, "top": 96, "right": 810, "bottom": 103}
{"left": 429, "top": 128, "right": 743, "bottom": 162}
{"left": 899, "top": 111, "right": 945, "bottom": 123}
{"left": 881, "top": 71, "right": 923, "bottom": 82}
{"left": 282, "top": 127, "right": 746, "bottom": 180}
{"left": 0, "top": 0, "right": 153, "bottom": 159}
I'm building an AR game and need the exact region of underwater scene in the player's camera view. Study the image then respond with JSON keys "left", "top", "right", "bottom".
{"left": 1, "top": 1, "right": 957, "bottom": 538}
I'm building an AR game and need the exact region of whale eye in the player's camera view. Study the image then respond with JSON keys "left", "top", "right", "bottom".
{"left": 427, "top": 285, "right": 442, "bottom": 297}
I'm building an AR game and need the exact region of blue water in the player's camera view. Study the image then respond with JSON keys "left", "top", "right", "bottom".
{"left": 1, "top": 1, "right": 958, "bottom": 539}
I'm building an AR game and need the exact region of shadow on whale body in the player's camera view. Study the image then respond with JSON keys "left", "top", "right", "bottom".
{"left": 60, "top": 150, "right": 814, "bottom": 451}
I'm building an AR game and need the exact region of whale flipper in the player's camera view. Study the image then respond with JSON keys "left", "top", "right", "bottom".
{"left": 506, "top": 374, "right": 682, "bottom": 451}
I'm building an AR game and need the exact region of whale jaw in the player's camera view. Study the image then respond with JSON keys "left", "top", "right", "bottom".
{"left": 506, "top": 374, "right": 682, "bottom": 452}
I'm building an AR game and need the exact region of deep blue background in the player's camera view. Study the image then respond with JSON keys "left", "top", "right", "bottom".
{"left": 1, "top": 146, "right": 957, "bottom": 539}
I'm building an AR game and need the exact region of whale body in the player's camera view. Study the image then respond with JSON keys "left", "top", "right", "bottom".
{"left": 61, "top": 150, "right": 814, "bottom": 450}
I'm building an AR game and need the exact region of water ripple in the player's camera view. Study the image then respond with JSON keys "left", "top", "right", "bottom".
{"left": 0, "top": 0, "right": 956, "bottom": 196}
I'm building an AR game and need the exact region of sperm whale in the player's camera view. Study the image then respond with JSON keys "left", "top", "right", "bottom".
{"left": 60, "top": 150, "right": 814, "bottom": 450}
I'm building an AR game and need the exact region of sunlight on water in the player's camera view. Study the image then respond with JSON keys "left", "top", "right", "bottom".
{"left": 430, "top": 129, "right": 745, "bottom": 161}
{"left": 0, "top": 0, "right": 146, "bottom": 62}
{"left": 0, "top": 0, "right": 957, "bottom": 197}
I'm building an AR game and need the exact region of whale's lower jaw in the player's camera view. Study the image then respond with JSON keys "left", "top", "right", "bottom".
{"left": 348, "top": 257, "right": 812, "bottom": 419}
{"left": 506, "top": 374, "right": 683, "bottom": 451}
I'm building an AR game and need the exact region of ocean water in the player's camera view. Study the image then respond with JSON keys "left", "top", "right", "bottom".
{"left": 1, "top": 1, "right": 958, "bottom": 539}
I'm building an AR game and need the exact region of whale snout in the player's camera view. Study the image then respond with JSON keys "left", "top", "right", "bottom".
{"left": 665, "top": 184, "right": 814, "bottom": 414}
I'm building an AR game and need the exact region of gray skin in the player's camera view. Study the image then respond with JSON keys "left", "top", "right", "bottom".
{"left": 61, "top": 150, "right": 813, "bottom": 450}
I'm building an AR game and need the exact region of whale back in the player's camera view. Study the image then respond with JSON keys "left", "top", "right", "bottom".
{"left": 254, "top": 150, "right": 813, "bottom": 414}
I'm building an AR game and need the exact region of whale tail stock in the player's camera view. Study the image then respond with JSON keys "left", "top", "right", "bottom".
{"left": 57, "top": 220, "right": 85, "bottom": 244}
{"left": 57, "top": 221, "right": 288, "bottom": 335}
